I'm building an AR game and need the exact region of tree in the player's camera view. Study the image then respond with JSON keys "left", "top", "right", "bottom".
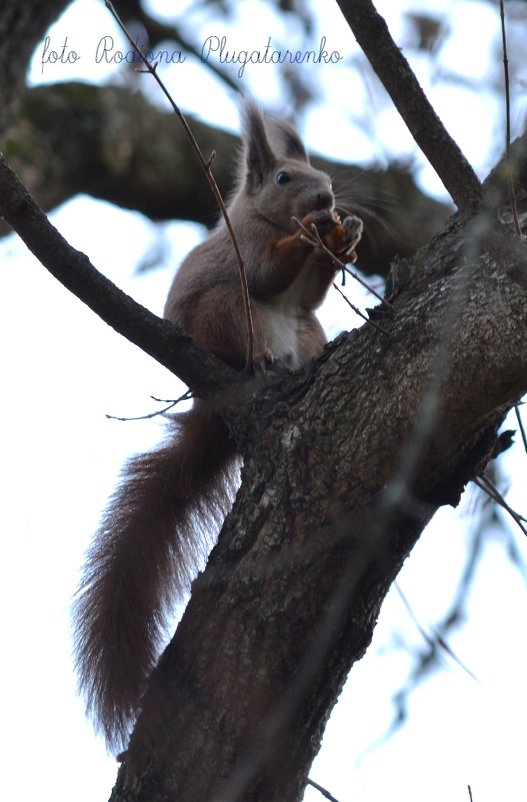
{"left": 1, "top": 1, "right": 526, "bottom": 801}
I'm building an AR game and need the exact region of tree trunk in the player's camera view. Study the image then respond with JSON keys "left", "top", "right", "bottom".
{"left": 109, "top": 214, "right": 527, "bottom": 801}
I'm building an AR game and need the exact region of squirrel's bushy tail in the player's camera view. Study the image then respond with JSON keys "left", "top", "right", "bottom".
{"left": 73, "top": 404, "right": 237, "bottom": 752}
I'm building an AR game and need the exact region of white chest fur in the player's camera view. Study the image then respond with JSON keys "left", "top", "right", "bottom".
{"left": 256, "top": 261, "right": 320, "bottom": 369}
{"left": 260, "top": 305, "right": 303, "bottom": 369}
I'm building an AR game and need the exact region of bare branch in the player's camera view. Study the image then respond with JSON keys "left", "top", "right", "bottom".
{"left": 114, "top": 0, "right": 240, "bottom": 93}
{"left": 332, "top": 281, "right": 390, "bottom": 335}
{"left": 3, "top": 83, "right": 451, "bottom": 275}
{"left": 0, "top": 153, "right": 238, "bottom": 398}
{"left": 335, "top": 0, "right": 484, "bottom": 220}
{"left": 105, "top": 1, "right": 255, "bottom": 372}
{"left": 306, "top": 778, "right": 342, "bottom": 802}
{"left": 475, "top": 474, "right": 527, "bottom": 536}
{"left": 514, "top": 405, "right": 527, "bottom": 453}
{"left": 499, "top": 0, "right": 522, "bottom": 236}
{"left": 0, "top": 0, "right": 70, "bottom": 129}
{"left": 106, "top": 390, "right": 193, "bottom": 422}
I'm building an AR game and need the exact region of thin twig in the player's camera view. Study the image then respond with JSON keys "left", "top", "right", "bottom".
{"left": 306, "top": 778, "right": 342, "bottom": 802}
{"left": 499, "top": 0, "right": 522, "bottom": 237}
{"left": 332, "top": 280, "right": 390, "bottom": 335}
{"left": 106, "top": 390, "right": 192, "bottom": 421}
{"left": 514, "top": 404, "right": 527, "bottom": 453}
{"left": 468, "top": 784, "right": 474, "bottom": 802}
{"left": 105, "top": 1, "right": 255, "bottom": 372}
{"left": 475, "top": 474, "right": 527, "bottom": 536}
{"left": 395, "top": 583, "right": 478, "bottom": 682}
{"left": 341, "top": 262, "right": 390, "bottom": 305}
{"left": 126, "top": 3, "right": 240, "bottom": 93}
{"left": 293, "top": 215, "right": 391, "bottom": 334}
{"left": 478, "top": 473, "right": 527, "bottom": 525}
{"left": 292, "top": 215, "right": 391, "bottom": 308}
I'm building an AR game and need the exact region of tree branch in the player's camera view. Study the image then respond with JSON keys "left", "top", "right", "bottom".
{"left": 0, "top": 0, "right": 70, "bottom": 128}
{"left": 114, "top": 0, "right": 240, "bottom": 93}
{"left": 3, "top": 83, "right": 450, "bottom": 276}
{"left": 336, "top": 0, "right": 484, "bottom": 220}
{"left": 106, "top": 0, "right": 255, "bottom": 371}
{"left": 0, "top": 152, "right": 238, "bottom": 397}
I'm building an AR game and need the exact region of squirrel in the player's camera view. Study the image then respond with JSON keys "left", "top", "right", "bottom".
{"left": 73, "top": 101, "right": 363, "bottom": 752}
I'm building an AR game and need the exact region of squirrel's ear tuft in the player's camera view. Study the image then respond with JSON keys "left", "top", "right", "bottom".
{"left": 240, "top": 100, "right": 276, "bottom": 192}
{"left": 267, "top": 118, "right": 309, "bottom": 163}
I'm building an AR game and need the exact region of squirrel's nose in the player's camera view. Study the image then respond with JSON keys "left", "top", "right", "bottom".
{"left": 310, "top": 190, "right": 334, "bottom": 211}
{"left": 316, "top": 190, "right": 334, "bottom": 210}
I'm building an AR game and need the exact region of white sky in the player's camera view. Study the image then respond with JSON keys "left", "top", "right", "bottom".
{"left": 2, "top": 1, "right": 526, "bottom": 801}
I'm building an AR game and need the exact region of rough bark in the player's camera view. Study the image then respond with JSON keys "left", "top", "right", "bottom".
{"left": 108, "top": 210, "right": 527, "bottom": 802}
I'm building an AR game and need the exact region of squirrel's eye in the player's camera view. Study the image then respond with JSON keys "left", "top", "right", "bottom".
{"left": 276, "top": 171, "right": 291, "bottom": 185}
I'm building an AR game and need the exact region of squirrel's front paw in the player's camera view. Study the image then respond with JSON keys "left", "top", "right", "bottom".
{"left": 341, "top": 214, "right": 363, "bottom": 256}
{"left": 253, "top": 348, "right": 275, "bottom": 374}
{"left": 324, "top": 213, "right": 363, "bottom": 261}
